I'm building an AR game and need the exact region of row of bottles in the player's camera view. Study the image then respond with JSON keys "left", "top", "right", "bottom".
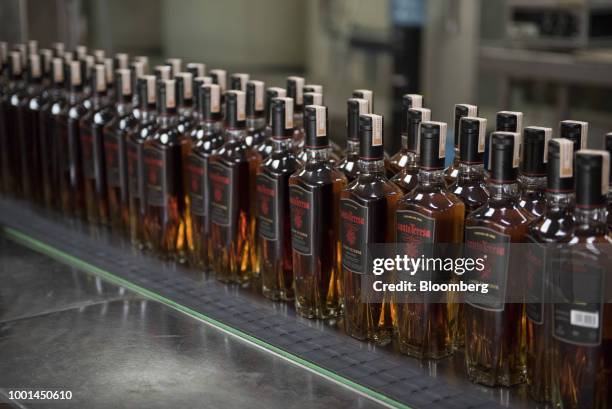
{"left": 1, "top": 41, "right": 611, "bottom": 408}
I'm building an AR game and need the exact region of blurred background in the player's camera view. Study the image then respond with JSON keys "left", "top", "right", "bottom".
{"left": 2, "top": 0, "right": 612, "bottom": 152}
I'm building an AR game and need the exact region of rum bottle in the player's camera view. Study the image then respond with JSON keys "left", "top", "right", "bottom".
{"left": 552, "top": 150, "right": 612, "bottom": 409}
{"left": 336, "top": 98, "right": 369, "bottom": 182}
{"left": 386, "top": 94, "right": 423, "bottom": 176}
{"left": 518, "top": 127, "right": 552, "bottom": 217}
{"left": 484, "top": 111, "right": 523, "bottom": 173}
{"left": 209, "top": 90, "right": 261, "bottom": 283}
{"left": 258, "top": 97, "right": 301, "bottom": 300}
{"left": 444, "top": 104, "right": 478, "bottom": 185}
{"left": 290, "top": 104, "right": 346, "bottom": 319}
{"left": 395, "top": 121, "right": 465, "bottom": 359}
{"left": 260, "top": 86, "right": 286, "bottom": 159}
{"left": 175, "top": 72, "right": 195, "bottom": 134}
{"left": 525, "top": 138, "right": 575, "bottom": 403}
{"left": 341, "top": 113, "right": 401, "bottom": 344}
{"left": 464, "top": 131, "right": 534, "bottom": 386}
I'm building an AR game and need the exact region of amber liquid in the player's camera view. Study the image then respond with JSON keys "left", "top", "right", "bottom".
{"left": 290, "top": 155, "right": 346, "bottom": 318}
{"left": 386, "top": 148, "right": 409, "bottom": 176}
{"left": 209, "top": 136, "right": 261, "bottom": 284}
{"left": 390, "top": 162, "right": 419, "bottom": 194}
{"left": 341, "top": 162, "right": 402, "bottom": 344}
{"left": 449, "top": 165, "right": 489, "bottom": 217}
{"left": 465, "top": 183, "right": 534, "bottom": 386}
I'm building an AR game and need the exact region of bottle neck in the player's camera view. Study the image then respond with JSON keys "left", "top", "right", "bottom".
{"left": 247, "top": 116, "right": 266, "bottom": 132}
{"left": 272, "top": 137, "right": 292, "bottom": 153}
{"left": 458, "top": 162, "right": 485, "bottom": 180}
{"left": 545, "top": 191, "right": 574, "bottom": 215}
{"left": 157, "top": 111, "right": 177, "bottom": 127}
{"left": 574, "top": 206, "right": 607, "bottom": 229}
{"left": 488, "top": 181, "right": 520, "bottom": 200}
{"left": 117, "top": 100, "right": 132, "bottom": 116}
{"left": 202, "top": 120, "right": 222, "bottom": 134}
{"left": 305, "top": 147, "right": 331, "bottom": 162}
{"left": 400, "top": 134, "right": 409, "bottom": 151}
{"left": 358, "top": 159, "right": 385, "bottom": 175}
{"left": 519, "top": 174, "right": 546, "bottom": 192}
{"left": 346, "top": 139, "right": 359, "bottom": 155}
{"left": 418, "top": 168, "right": 446, "bottom": 187}
{"left": 226, "top": 128, "right": 246, "bottom": 142}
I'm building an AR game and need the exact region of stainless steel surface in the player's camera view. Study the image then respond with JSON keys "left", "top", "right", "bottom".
{"left": 0, "top": 237, "right": 383, "bottom": 409}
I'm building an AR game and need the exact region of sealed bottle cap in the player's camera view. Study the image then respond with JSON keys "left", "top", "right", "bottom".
{"left": 69, "top": 60, "right": 82, "bottom": 87}
{"left": 157, "top": 79, "right": 177, "bottom": 114}
{"left": 559, "top": 120, "right": 588, "bottom": 152}
{"left": 407, "top": 107, "right": 431, "bottom": 153}
{"left": 454, "top": 104, "right": 478, "bottom": 148}
{"left": 547, "top": 138, "right": 574, "bottom": 192}
{"left": 81, "top": 55, "right": 95, "bottom": 82}
{"left": 130, "top": 61, "right": 145, "bottom": 83}
{"left": 225, "top": 90, "right": 246, "bottom": 129}
{"left": 496, "top": 111, "right": 523, "bottom": 133}
{"left": 138, "top": 75, "right": 157, "bottom": 107}
{"left": 75, "top": 45, "right": 87, "bottom": 59}
{"left": 104, "top": 58, "right": 114, "bottom": 85}
{"left": 198, "top": 84, "right": 222, "bottom": 121}
{"left": 27, "top": 54, "right": 42, "bottom": 80}
{"left": 304, "top": 92, "right": 323, "bottom": 106}
{"left": 520, "top": 127, "right": 552, "bottom": 176}
{"left": 40, "top": 49, "right": 53, "bottom": 76}
{"left": 304, "top": 105, "right": 328, "bottom": 149}
{"left": 186, "top": 62, "right": 206, "bottom": 79}
{"left": 154, "top": 65, "right": 171, "bottom": 81}
{"left": 175, "top": 72, "right": 193, "bottom": 105}
{"left": 489, "top": 132, "right": 521, "bottom": 183}
{"left": 210, "top": 69, "right": 227, "bottom": 93}
{"left": 116, "top": 68, "right": 132, "bottom": 98}
{"left": 230, "top": 73, "right": 249, "bottom": 91}
{"left": 359, "top": 114, "right": 384, "bottom": 160}
{"left": 92, "top": 64, "right": 107, "bottom": 93}
{"left": 9, "top": 51, "right": 22, "bottom": 77}
{"left": 52, "top": 58, "right": 64, "bottom": 84}
{"left": 52, "top": 42, "right": 65, "bottom": 57}
{"left": 246, "top": 80, "right": 265, "bottom": 117}
{"left": 575, "top": 150, "right": 610, "bottom": 207}
{"left": 287, "top": 76, "right": 305, "bottom": 107}
{"left": 193, "top": 77, "right": 212, "bottom": 112}
{"left": 27, "top": 40, "right": 38, "bottom": 55}
{"left": 271, "top": 97, "right": 294, "bottom": 138}
{"left": 113, "top": 53, "right": 129, "bottom": 70}
{"left": 265, "top": 87, "right": 286, "bottom": 125}
{"left": 63, "top": 51, "right": 73, "bottom": 63}
{"left": 194, "top": 76, "right": 212, "bottom": 87}
{"left": 304, "top": 84, "right": 323, "bottom": 94}
{"left": 419, "top": 121, "right": 448, "bottom": 170}
{"left": 347, "top": 98, "right": 369, "bottom": 141}
{"left": 93, "top": 49, "right": 105, "bottom": 63}
{"left": 606, "top": 133, "right": 612, "bottom": 187}
{"left": 353, "top": 89, "right": 373, "bottom": 112}
{"left": 459, "top": 117, "right": 487, "bottom": 164}
{"left": 400, "top": 94, "right": 424, "bottom": 135}
{"left": 166, "top": 58, "right": 182, "bottom": 77}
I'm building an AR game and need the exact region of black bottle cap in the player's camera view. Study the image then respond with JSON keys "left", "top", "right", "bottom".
{"left": 547, "top": 138, "right": 574, "bottom": 192}
{"left": 116, "top": 68, "right": 132, "bottom": 99}
{"left": 304, "top": 92, "right": 323, "bottom": 106}
{"left": 138, "top": 75, "right": 157, "bottom": 108}
{"left": 489, "top": 132, "right": 521, "bottom": 183}
{"left": 154, "top": 65, "right": 171, "bottom": 81}
{"left": 198, "top": 84, "right": 222, "bottom": 121}
{"left": 419, "top": 121, "right": 448, "bottom": 170}
{"left": 606, "top": 133, "right": 612, "bottom": 186}
{"left": 453, "top": 104, "right": 478, "bottom": 148}
{"left": 353, "top": 89, "right": 373, "bottom": 112}
{"left": 265, "top": 87, "right": 286, "bottom": 125}
{"left": 114, "top": 53, "right": 129, "bottom": 70}
{"left": 209, "top": 69, "right": 227, "bottom": 93}
{"left": 304, "top": 84, "right": 323, "bottom": 94}
{"left": 157, "top": 79, "right": 177, "bottom": 114}
{"left": 347, "top": 98, "right": 369, "bottom": 141}
{"left": 496, "top": 111, "right": 523, "bottom": 133}
{"left": 246, "top": 80, "right": 265, "bottom": 117}
{"left": 575, "top": 150, "right": 610, "bottom": 208}
{"left": 400, "top": 94, "right": 424, "bottom": 134}
{"left": 187, "top": 63, "right": 206, "bottom": 79}
{"left": 166, "top": 58, "right": 182, "bottom": 77}
{"left": 93, "top": 49, "right": 105, "bottom": 64}
{"left": 92, "top": 64, "right": 107, "bottom": 94}
{"left": 559, "top": 120, "right": 588, "bottom": 152}
{"left": 9, "top": 51, "right": 22, "bottom": 78}
{"left": 27, "top": 54, "right": 42, "bottom": 81}
{"left": 406, "top": 108, "right": 431, "bottom": 152}
{"left": 175, "top": 72, "right": 193, "bottom": 106}
{"left": 359, "top": 114, "right": 384, "bottom": 160}
{"left": 52, "top": 58, "right": 64, "bottom": 85}
{"left": 521, "top": 126, "right": 552, "bottom": 176}
{"left": 52, "top": 42, "right": 65, "bottom": 57}
{"left": 40, "top": 49, "right": 53, "bottom": 77}
{"left": 459, "top": 117, "right": 487, "bottom": 164}
{"left": 304, "top": 105, "right": 329, "bottom": 148}
{"left": 230, "top": 73, "right": 249, "bottom": 91}
{"left": 103, "top": 58, "right": 114, "bottom": 86}
{"left": 271, "top": 97, "right": 294, "bottom": 138}
{"left": 224, "top": 90, "right": 246, "bottom": 129}
{"left": 68, "top": 60, "right": 82, "bottom": 89}
{"left": 287, "top": 76, "right": 305, "bottom": 108}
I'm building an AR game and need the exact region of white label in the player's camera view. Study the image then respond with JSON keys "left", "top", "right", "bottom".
{"left": 85, "top": 55, "right": 95, "bottom": 72}
{"left": 104, "top": 59, "right": 113, "bottom": 83}
{"left": 196, "top": 76, "right": 212, "bottom": 85}
{"left": 407, "top": 94, "right": 423, "bottom": 108}
{"left": 116, "top": 53, "right": 129, "bottom": 69}
{"left": 70, "top": 61, "right": 81, "bottom": 85}
{"left": 209, "top": 84, "right": 221, "bottom": 113}
{"left": 315, "top": 105, "right": 326, "bottom": 136}
{"left": 288, "top": 76, "right": 304, "bottom": 105}
{"left": 53, "top": 42, "right": 65, "bottom": 56}
{"left": 76, "top": 45, "right": 87, "bottom": 59}
{"left": 437, "top": 122, "right": 448, "bottom": 159}
{"left": 135, "top": 56, "right": 149, "bottom": 73}
{"left": 166, "top": 80, "right": 176, "bottom": 108}
{"left": 63, "top": 52, "right": 73, "bottom": 63}
{"left": 571, "top": 310, "right": 599, "bottom": 329}
{"left": 132, "top": 61, "right": 145, "bottom": 78}
{"left": 356, "top": 98, "right": 369, "bottom": 115}
{"left": 233, "top": 73, "right": 249, "bottom": 91}
{"left": 156, "top": 65, "right": 171, "bottom": 81}
{"left": 11, "top": 51, "right": 21, "bottom": 74}
{"left": 145, "top": 76, "right": 156, "bottom": 104}
{"left": 40, "top": 49, "right": 53, "bottom": 72}
{"left": 306, "top": 92, "right": 323, "bottom": 106}
{"left": 269, "top": 87, "right": 286, "bottom": 98}
{"left": 305, "top": 84, "right": 323, "bottom": 94}
{"left": 236, "top": 91, "right": 246, "bottom": 121}
{"left": 210, "top": 69, "right": 226, "bottom": 92}
{"left": 29, "top": 55, "right": 41, "bottom": 78}
{"left": 462, "top": 116, "right": 488, "bottom": 153}
{"left": 354, "top": 89, "right": 373, "bottom": 112}
{"left": 603, "top": 151, "right": 610, "bottom": 196}
{"left": 367, "top": 114, "right": 383, "bottom": 146}
{"left": 52, "top": 58, "right": 64, "bottom": 82}
{"left": 557, "top": 138, "right": 574, "bottom": 178}
{"left": 251, "top": 80, "right": 264, "bottom": 111}
{"left": 28, "top": 40, "right": 38, "bottom": 55}
{"left": 118, "top": 69, "right": 131, "bottom": 96}
{"left": 180, "top": 73, "right": 193, "bottom": 99}
{"left": 96, "top": 65, "right": 106, "bottom": 91}
{"left": 512, "top": 132, "right": 521, "bottom": 168}
{"left": 94, "top": 49, "right": 105, "bottom": 63}
{"left": 166, "top": 58, "right": 182, "bottom": 76}
{"left": 187, "top": 63, "right": 205, "bottom": 77}
{"left": 276, "top": 97, "right": 294, "bottom": 129}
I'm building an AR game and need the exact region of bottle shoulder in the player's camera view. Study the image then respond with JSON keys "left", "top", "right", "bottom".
{"left": 260, "top": 151, "right": 301, "bottom": 175}
{"left": 290, "top": 162, "right": 347, "bottom": 188}
{"left": 399, "top": 187, "right": 465, "bottom": 214}
{"left": 466, "top": 199, "right": 534, "bottom": 238}
{"left": 343, "top": 174, "right": 402, "bottom": 202}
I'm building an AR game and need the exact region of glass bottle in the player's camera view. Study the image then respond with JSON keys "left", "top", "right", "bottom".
{"left": 606, "top": 133, "right": 612, "bottom": 230}
{"left": 290, "top": 105, "right": 346, "bottom": 319}
{"left": 552, "top": 150, "right": 612, "bottom": 409}
{"left": 444, "top": 104, "right": 478, "bottom": 185}
{"left": 465, "top": 131, "right": 535, "bottom": 386}
{"left": 258, "top": 97, "right": 302, "bottom": 300}
{"left": 79, "top": 64, "right": 115, "bottom": 226}
{"left": 209, "top": 90, "right": 261, "bottom": 283}
{"left": 175, "top": 72, "right": 195, "bottom": 134}
{"left": 103, "top": 68, "right": 138, "bottom": 233}
{"left": 127, "top": 75, "right": 157, "bottom": 249}
{"left": 185, "top": 84, "right": 224, "bottom": 270}
{"left": 336, "top": 98, "right": 369, "bottom": 182}
{"left": 390, "top": 107, "right": 430, "bottom": 194}
{"left": 387, "top": 94, "right": 423, "bottom": 176}
{"left": 245, "top": 80, "right": 266, "bottom": 151}
{"left": 287, "top": 76, "right": 305, "bottom": 150}
{"left": 186, "top": 62, "right": 206, "bottom": 80}
{"left": 143, "top": 79, "right": 188, "bottom": 260}
{"left": 525, "top": 138, "right": 575, "bottom": 403}
{"left": 297, "top": 92, "right": 341, "bottom": 164}
{"left": 229, "top": 73, "right": 249, "bottom": 91}
{"left": 103, "top": 58, "right": 116, "bottom": 104}
{"left": 341, "top": 113, "right": 402, "bottom": 344}
{"left": 559, "top": 120, "right": 589, "bottom": 153}
{"left": 484, "top": 111, "right": 523, "bottom": 174}
{"left": 519, "top": 127, "right": 552, "bottom": 218}
{"left": 260, "top": 86, "right": 286, "bottom": 159}
{"left": 395, "top": 121, "right": 465, "bottom": 359}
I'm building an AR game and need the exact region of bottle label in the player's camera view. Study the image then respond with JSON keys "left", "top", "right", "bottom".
{"left": 525, "top": 235, "right": 546, "bottom": 324}
{"left": 187, "top": 154, "right": 208, "bottom": 217}
{"left": 340, "top": 198, "right": 369, "bottom": 274}
{"left": 127, "top": 139, "right": 143, "bottom": 201}
{"left": 396, "top": 210, "right": 436, "bottom": 244}
{"left": 465, "top": 226, "right": 511, "bottom": 311}
{"left": 289, "top": 185, "right": 314, "bottom": 255}
{"left": 209, "top": 161, "right": 234, "bottom": 227}
{"left": 553, "top": 252, "right": 603, "bottom": 346}
{"left": 104, "top": 132, "right": 122, "bottom": 188}
{"left": 257, "top": 173, "right": 279, "bottom": 241}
